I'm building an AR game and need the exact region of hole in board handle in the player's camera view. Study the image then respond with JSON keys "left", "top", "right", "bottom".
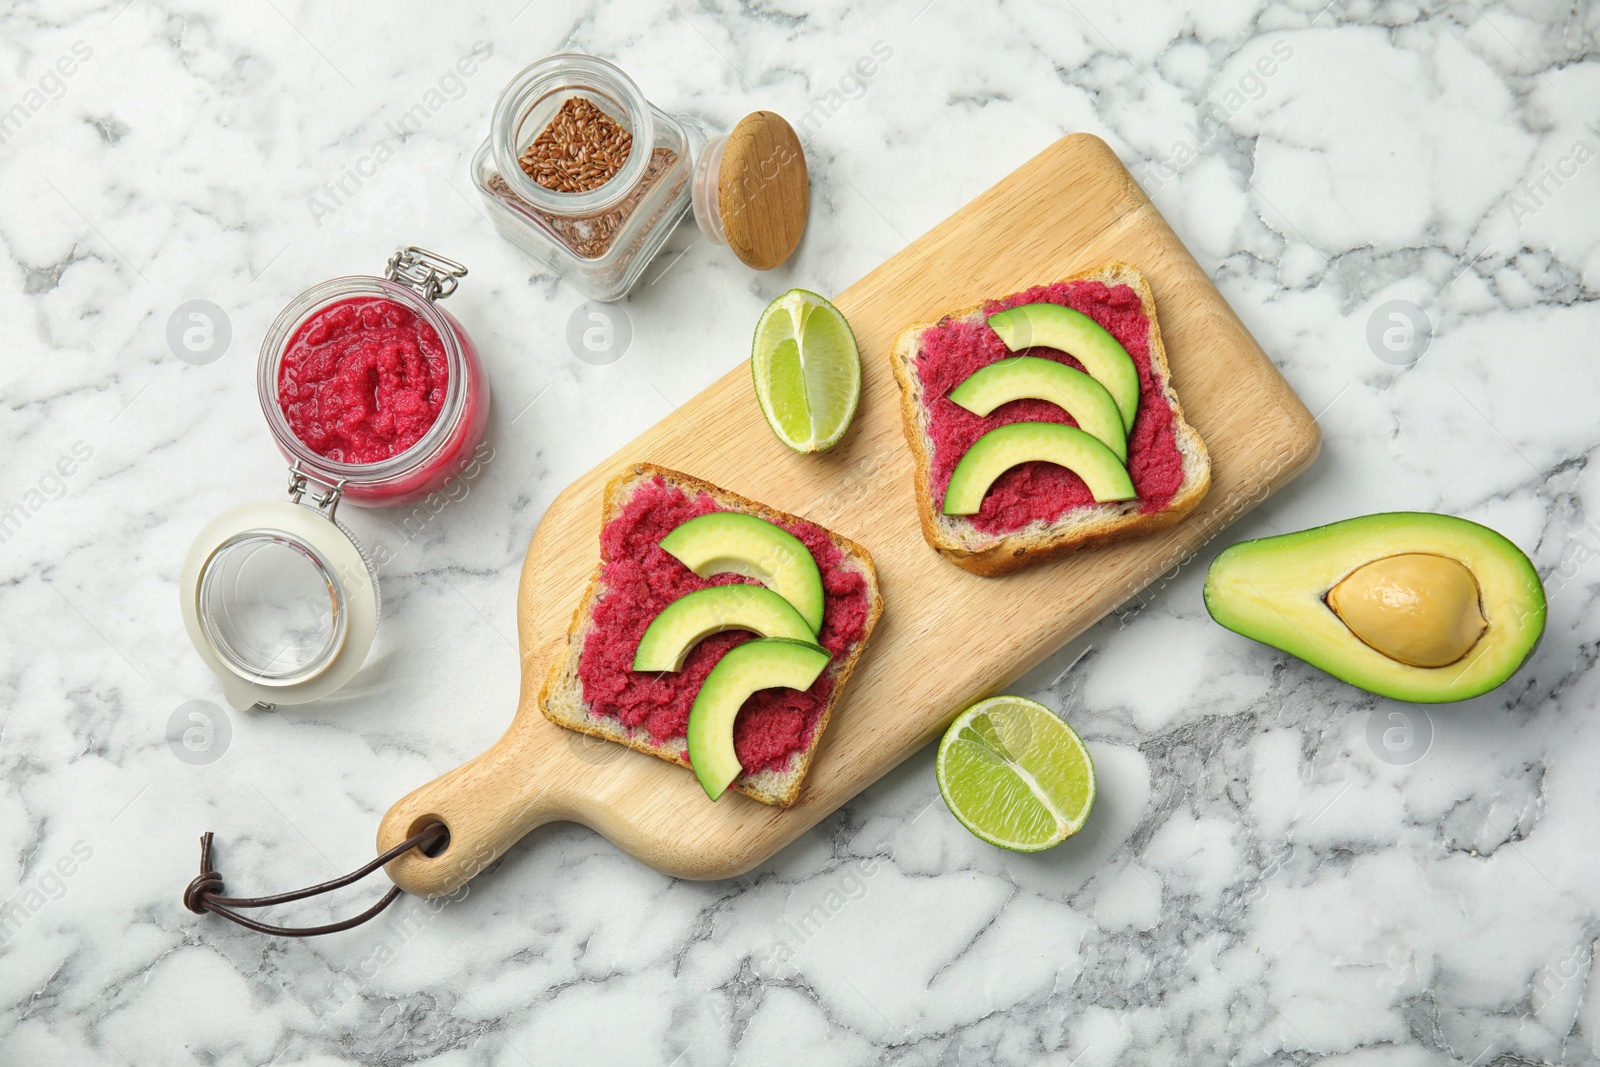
{"left": 407, "top": 815, "right": 452, "bottom": 858}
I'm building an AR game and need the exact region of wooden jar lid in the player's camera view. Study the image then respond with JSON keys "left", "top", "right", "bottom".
{"left": 717, "top": 111, "right": 809, "bottom": 270}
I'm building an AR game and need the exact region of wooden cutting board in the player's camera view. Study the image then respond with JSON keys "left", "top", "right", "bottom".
{"left": 377, "top": 133, "right": 1320, "bottom": 895}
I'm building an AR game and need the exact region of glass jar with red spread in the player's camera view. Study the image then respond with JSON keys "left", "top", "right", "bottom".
{"left": 180, "top": 247, "right": 490, "bottom": 712}
{"left": 259, "top": 248, "right": 489, "bottom": 508}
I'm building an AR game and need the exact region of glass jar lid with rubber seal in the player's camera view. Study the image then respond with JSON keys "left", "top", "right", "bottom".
{"left": 690, "top": 110, "right": 809, "bottom": 271}
{"left": 180, "top": 247, "right": 491, "bottom": 711}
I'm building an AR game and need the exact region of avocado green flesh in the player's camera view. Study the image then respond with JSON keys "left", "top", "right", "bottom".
{"left": 686, "top": 638, "right": 831, "bottom": 800}
{"left": 986, "top": 304, "right": 1141, "bottom": 431}
{"left": 659, "top": 512, "right": 826, "bottom": 632}
{"left": 1203, "top": 512, "right": 1546, "bottom": 703}
{"left": 947, "top": 357, "right": 1128, "bottom": 461}
{"left": 633, "top": 585, "right": 815, "bottom": 672}
{"left": 943, "top": 422, "right": 1137, "bottom": 515}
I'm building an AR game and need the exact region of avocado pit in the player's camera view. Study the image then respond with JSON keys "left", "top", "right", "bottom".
{"left": 1325, "top": 553, "right": 1487, "bottom": 668}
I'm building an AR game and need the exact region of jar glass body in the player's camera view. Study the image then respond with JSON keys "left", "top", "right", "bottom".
{"left": 473, "top": 53, "right": 695, "bottom": 302}
{"left": 257, "top": 276, "right": 490, "bottom": 508}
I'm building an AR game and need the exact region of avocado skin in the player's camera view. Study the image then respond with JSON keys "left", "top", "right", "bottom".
{"left": 633, "top": 584, "right": 814, "bottom": 672}
{"left": 986, "top": 303, "right": 1141, "bottom": 431}
{"left": 686, "top": 637, "right": 830, "bottom": 800}
{"left": 659, "top": 512, "right": 826, "bottom": 634}
{"left": 943, "top": 421, "right": 1135, "bottom": 514}
{"left": 1203, "top": 512, "right": 1545, "bottom": 703}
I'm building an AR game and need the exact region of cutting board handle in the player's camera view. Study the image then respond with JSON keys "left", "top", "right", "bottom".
{"left": 376, "top": 723, "right": 566, "bottom": 898}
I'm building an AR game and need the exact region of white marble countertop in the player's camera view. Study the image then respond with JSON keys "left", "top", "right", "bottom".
{"left": 3, "top": 1, "right": 1598, "bottom": 1064}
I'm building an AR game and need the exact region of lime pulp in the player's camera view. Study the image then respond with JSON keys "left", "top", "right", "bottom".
{"left": 935, "top": 696, "right": 1096, "bottom": 852}
{"left": 750, "top": 289, "right": 861, "bottom": 453}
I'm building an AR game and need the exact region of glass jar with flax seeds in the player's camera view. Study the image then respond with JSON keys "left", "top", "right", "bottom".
{"left": 472, "top": 53, "right": 696, "bottom": 302}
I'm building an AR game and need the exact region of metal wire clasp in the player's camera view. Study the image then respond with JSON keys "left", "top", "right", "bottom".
{"left": 287, "top": 460, "right": 346, "bottom": 520}
{"left": 385, "top": 246, "right": 468, "bottom": 301}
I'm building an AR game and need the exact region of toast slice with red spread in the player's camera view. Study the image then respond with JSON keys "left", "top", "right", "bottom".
{"left": 539, "top": 463, "right": 883, "bottom": 807}
{"left": 890, "top": 262, "right": 1211, "bottom": 576}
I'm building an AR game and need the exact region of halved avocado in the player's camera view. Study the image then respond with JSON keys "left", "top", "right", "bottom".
{"left": 948, "top": 357, "right": 1128, "bottom": 461}
{"left": 1204, "top": 513, "right": 1545, "bottom": 703}
{"left": 659, "top": 512, "right": 825, "bottom": 632}
{"left": 987, "top": 303, "right": 1141, "bottom": 431}
{"left": 943, "top": 422, "right": 1136, "bottom": 515}
{"left": 633, "top": 585, "right": 815, "bottom": 672}
{"left": 686, "top": 637, "right": 832, "bottom": 800}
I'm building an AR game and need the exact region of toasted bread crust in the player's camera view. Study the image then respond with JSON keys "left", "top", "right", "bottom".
{"left": 889, "top": 262, "right": 1212, "bottom": 576}
{"left": 538, "top": 463, "right": 884, "bottom": 807}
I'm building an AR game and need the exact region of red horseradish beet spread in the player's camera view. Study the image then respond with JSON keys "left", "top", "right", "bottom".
{"left": 278, "top": 296, "right": 449, "bottom": 464}
{"left": 918, "top": 281, "right": 1186, "bottom": 534}
{"left": 577, "top": 478, "right": 871, "bottom": 775}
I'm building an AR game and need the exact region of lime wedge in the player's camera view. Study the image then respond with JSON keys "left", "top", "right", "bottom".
{"left": 751, "top": 289, "right": 861, "bottom": 453}
{"left": 935, "top": 696, "right": 1096, "bottom": 852}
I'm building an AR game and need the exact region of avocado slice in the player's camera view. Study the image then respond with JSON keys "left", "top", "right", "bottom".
{"left": 948, "top": 357, "right": 1128, "bottom": 461}
{"left": 659, "top": 513, "right": 826, "bottom": 632}
{"left": 943, "top": 422, "right": 1136, "bottom": 515}
{"left": 633, "top": 585, "right": 815, "bottom": 672}
{"left": 686, "top": 637, "right": 832, "bottom": 800}
{"left": 1204, "top": 513, "right": 1546, "bottom": 703}
{"left": 987, "top": 304, "right": 1141, "bottom": 431}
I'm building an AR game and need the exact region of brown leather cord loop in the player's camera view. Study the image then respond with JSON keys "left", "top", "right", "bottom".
{"left": 184, "top": 823, "right": 447, "bottom": 938}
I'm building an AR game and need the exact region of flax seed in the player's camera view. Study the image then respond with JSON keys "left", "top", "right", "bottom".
{"left": 517, "top": 96, "right": 635, "bottom": 194}
{"left": 489, "top": 145, "right": 679, "bottom": 260}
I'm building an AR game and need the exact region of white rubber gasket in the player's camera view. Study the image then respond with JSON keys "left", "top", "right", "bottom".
{"left": 180, "top": 500, "right": 379, "bottom": 710}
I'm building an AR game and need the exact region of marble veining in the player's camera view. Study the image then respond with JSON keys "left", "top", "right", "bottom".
{"left": 1, "top": 0, "right": 1598, "bottom": 1064}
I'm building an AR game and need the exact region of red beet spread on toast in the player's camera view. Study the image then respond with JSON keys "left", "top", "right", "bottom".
{"left": 577, "top": 477, "right": 872, "bottom": 774}
{"left": 917, "top": 281, "right": 1186, "bottom": 534}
